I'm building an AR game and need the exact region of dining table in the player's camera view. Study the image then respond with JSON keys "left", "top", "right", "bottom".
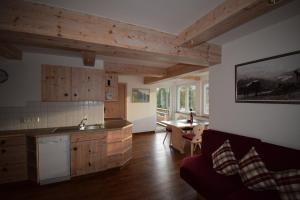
{"left": 160, "top": 119, "right": 209, "bottom": 153}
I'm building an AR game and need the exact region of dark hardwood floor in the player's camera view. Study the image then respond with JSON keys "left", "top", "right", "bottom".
{"left": 1, "top": 132, "right": 198, "bottom": 200}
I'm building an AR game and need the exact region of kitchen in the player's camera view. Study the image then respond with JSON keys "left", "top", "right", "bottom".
{"left": 0, "top": 62, "right": 134, "bottom": 185}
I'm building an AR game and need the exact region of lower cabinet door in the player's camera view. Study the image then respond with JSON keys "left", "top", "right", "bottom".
{"left": 71, "top": 141, "right": 106, "bottom": 176}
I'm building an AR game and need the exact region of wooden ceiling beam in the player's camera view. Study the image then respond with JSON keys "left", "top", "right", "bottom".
{"left": 144, "top": 64, "right": 208, "bottom": 84}
{"left": 0, "top": 43, "right": 22, "bottom": 60}
{"left": 176, "top": 0, "right": 293, "bottom": 47}
{"left": 104, "top": 62, "right": 167, "bottom": 77}
{"left": 179, "top": 75, "right": 201, "bottom": 81}
{"left": 0, "top": 0, "right": 221, "bottom": 66}
{"left": 81, "top": 51, "right": 96, "bottom": 66}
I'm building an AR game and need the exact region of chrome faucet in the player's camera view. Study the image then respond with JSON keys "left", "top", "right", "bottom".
{"left": 78, "top": 117, "right": 88, "bottom": 130}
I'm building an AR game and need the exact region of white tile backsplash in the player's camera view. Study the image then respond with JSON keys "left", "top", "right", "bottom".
{"left": 0, "top": 101, "right": 104, "bottom": 130}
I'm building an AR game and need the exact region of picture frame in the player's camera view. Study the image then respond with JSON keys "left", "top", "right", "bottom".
{"left": 235, "top": 50, "right": 300, "bottom": 104}
{"left": 132, "top": 88, "right": 150, "bottom": 103}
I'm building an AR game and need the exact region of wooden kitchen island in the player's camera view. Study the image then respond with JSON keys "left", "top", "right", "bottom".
{"left": 0, "top": 120, "right": 133, "bottom": 184}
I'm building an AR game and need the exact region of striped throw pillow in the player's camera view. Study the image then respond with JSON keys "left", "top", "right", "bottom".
{"left": 212, "top": 140, "right": 239, "bottom": 176}
{"left": 239, "top": 147, "right": 277, "bottom": 191}
{"left": 274, "top": 169, "right": 300, "bottom": 200}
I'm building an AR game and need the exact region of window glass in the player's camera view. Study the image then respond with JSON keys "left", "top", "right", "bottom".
{"left": 156, "top": 88, "right": 170, "bottom": 109}
{"left": 203, "top": 83, "right": 209, "bottom": 115}
{"left": 188, "top": 85, "right": 196, "bottom": 111}
{"left": 178, "top": 86, "right": 187, "bottom": 112}
{"left": 177, "top": 85, "right": 195, "bottom": 112}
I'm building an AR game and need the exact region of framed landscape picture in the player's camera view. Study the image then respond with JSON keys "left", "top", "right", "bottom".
{"left": 132, "top": 88, "right": 150, "bottom": 103}
{"left": 235, "top": 50, "right": 300, "bottom": 104}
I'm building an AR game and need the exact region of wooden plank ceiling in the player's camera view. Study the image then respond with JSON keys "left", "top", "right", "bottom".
{"left": 0, "top": 0, "right": 292, "bottom": 84}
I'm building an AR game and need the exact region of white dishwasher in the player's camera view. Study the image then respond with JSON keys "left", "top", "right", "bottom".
{"left": 37, "top": 134, "right": 70, "bottom": 185}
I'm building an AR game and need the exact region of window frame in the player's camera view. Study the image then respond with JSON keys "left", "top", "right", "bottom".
{"left": 202, "top": 82, "right": 209, "bottom": 116}
{"left": 176, "top": 84, "right": 196, "bottom": 113}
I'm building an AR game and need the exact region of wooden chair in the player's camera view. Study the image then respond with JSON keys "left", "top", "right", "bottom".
{"left": 163, "top": 125, "right": 172, "bottom": 144}
{"left": 182, "top": 124, "right": 205, "bottom": 156}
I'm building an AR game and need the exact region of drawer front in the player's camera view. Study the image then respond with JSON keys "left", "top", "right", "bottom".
{"left": 107, "top": 130, "right": 122, "bottom": 143}
{"left": 0, "top": 145, "right": 26, "bottom": 165}
{"left": 122, "top": 148, "right": 132, "bottom": 164}
{"left": 122, "top": 137, "right": 132, "bottom": 151}
{"left": 122, "top": 126, "right": 132, "bottom": 139}
{"left": 0, "top": 135, "right": 25, "bottom": 147}
{"left": 107, "top": 141, "right": 123, "bottom": 156}
{"left": 71, "top": 132, "right": 106, "bottom": 143}
{"left": 0, "top": 163, "right": 27, "bottom": 184}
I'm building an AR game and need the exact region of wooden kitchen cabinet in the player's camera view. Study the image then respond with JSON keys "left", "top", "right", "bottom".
{"left": 106, "top": 125, "right": 132, "bottom": 168}
{"left": 42, "top": 65, "right": 104, "bottom": 102}
{"left": 72, "top": 68, "right": 104, "bottom": 101}
{"left": 105, "top": 73, "right": 118, "bottom": 101}
{"left": 71, "top": 132, "right": 107, "bottom": 177}
{"left": 0, "top": 135, "right": 27, "bottom": 184}
{"left": 42, "top": 65, "right": 72, "bottom": 101}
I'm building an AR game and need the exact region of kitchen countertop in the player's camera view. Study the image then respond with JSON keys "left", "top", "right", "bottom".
{"left": 0, "top": 120, "right": 132, "bottom": 137}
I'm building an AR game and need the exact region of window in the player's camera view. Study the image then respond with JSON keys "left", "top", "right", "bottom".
{"left": 203, "top": 83, "right": 209, "bottom": 115}
{"left": 156, "top": 88, "right": 170, "bottom": 109}
{"left": 177, "top": 85, "right": 196, "bottom": 113}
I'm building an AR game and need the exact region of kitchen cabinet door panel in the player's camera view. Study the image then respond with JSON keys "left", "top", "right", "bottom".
{"left": 42, "top": 65, "right": 72, "bottom": 101}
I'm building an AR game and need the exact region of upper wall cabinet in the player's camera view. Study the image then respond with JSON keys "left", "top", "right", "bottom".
{"left": 72, "top": 68, "right": 104, "bottom": 101}
{"left": 42, "top": 65, "right": 104, "bottom": 102}
{"left": 105, "top": 73, "right": 118, "bottom": 101}
{"left": 42, "top": 65, "right": 72, "bottom": 101}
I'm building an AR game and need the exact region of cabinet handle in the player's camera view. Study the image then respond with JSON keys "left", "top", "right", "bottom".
{"left": 88, "top": 162, "right": 91, "bottom": 166}
{"left": 88, "top": 76, "right": 90, "bottom": 80}
{"left": 73, "top": 147, "right": 77, "bottom": 151}
{"left": 0, "top": 140, "right": 5, "bottom": 145}
{"left": 2, "top": 167, "right": 7, "bottom": 172}
{"left": 74, "top": 93, "right": 78, "bottom": 97}
{"left": 1, "top": 149, "right": 6, "bottom": 154}
{"left": 88, "top": 89, "right": 90, "bottom": 92}
{"left": 64, "top": 93, "right": 68, "bottom": 97}
{"left": 88, "top": 149, "right": 91, "bottom": 153}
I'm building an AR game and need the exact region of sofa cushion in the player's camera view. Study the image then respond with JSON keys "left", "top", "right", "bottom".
{"left": 239, "top": 147, "right": 277, "bottom": 191}
{"left": 201, "top": 129, "right": 261, "bottom": 162}
{"left": 274, "top": 169, "right": 300, "bottom": 200}
{"left": 180, "top": 155, "right": 243, "bottom": 199}
{"left": 226, "top": 188, "right": 280, "bottom": 200}
{"left": 212, "top": 140, "right": 239, "bottom": 176}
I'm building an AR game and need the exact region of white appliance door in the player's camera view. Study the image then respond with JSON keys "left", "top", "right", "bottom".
{"left": 38, "top": 135, "right": 70, "bottom": 184}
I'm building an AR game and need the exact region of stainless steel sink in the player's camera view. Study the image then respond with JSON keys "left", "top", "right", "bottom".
{"left": 84, "top": 124, "right": 103, "bottom": 130}
{"left": 50, "top": 124, "right": 103, "bottom": 133}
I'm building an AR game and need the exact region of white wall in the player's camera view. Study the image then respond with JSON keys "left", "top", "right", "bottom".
{"left": 118, "top": 75, "right": 157, "bottom": 133}
{"left": 210, "top": 14, "right": 300, "bottom": 149}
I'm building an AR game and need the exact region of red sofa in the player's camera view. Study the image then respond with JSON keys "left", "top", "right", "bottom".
{"left": 180, "top": 129, "right": 300, "bottom": 200}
